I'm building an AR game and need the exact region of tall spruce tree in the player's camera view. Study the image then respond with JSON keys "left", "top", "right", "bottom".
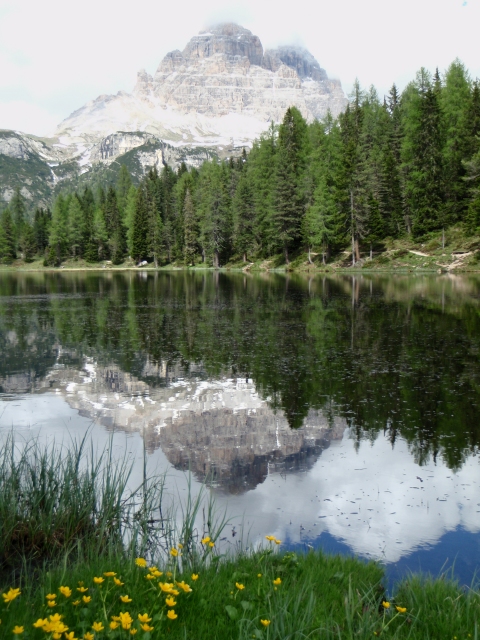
{"left": 401, "top": 69, "right": 444, "bottom": 237}
{"left": 183, "top": 188, "right": 197, "bottom": 265}
{"left": 272, "top": 107, "right": 308, "bottom": 264}
{"left": 132, "top": 185, "right": 149, "bottom": 262}
{"left": 0, "top": 208, "right": 16, "bottom": 263}
{"left": 67, "top": 195, "right": 85, "bottom": 258}
{"left": 232, "top": 173, "right": 256, "bottom": 262}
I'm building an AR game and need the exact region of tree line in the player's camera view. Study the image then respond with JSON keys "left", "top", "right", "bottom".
{"left": 1, "top": 60, "right": 479, "bottom": 267}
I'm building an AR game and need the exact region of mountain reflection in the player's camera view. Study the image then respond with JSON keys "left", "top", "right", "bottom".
{"left": 1, "top": 271, "right": 480, "bottom": 476}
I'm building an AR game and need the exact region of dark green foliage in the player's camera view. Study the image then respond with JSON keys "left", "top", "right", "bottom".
{"left": 131, "top": 185, "right": 149, "bottom": 262}
{"left": 0, "top": 208, "right": 16, "bottom": 263}
{"left": 272, "top": 107, "right": 308, "bottom": 263}
{"left": 33, "top": 207, "right": 51, "bottom": 255}
{"left": 183, "top": 188, "right": 197, "bottom": 265}
{"left": 22, "top": 223, "right": 37, "bottom": 262}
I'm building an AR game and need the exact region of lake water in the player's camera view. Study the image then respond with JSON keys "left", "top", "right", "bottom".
{"left": 1, "top": 271, "right": 479, "bottom": 586}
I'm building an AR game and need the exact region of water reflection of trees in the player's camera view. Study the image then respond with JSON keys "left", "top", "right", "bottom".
{"left": 1, "top": 271, "right": 480, "bottom": 470}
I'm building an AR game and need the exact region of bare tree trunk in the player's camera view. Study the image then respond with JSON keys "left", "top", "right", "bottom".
{"left": 370, "top": 243, "right": 373, "bottom": 260}
{"left": 243, "top": 252, "right": 247, "bottom": 263}
{"left": 284, "top": 245, "right": 289, "bottom": 266}
{"left": 213, "top": 249, "right": 219, "bottom": 269}
{"left": 355, "top": 237, "right": 360, "bottom": 261}
{"left": 308, "top": 246, "right": 313, "bottom": 265}
{"left": 442, "top": 228, "right": 445, "bottom": 250}
{"left": 154, "top": 254, "right": 158, "bottom": 269}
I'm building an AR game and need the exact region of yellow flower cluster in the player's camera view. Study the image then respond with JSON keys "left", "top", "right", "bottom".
{"left": 2, "top": 588, "right": 21, "bottom": 604}
{"left": 265, "top": 535, "right": 282, "bottom": 545}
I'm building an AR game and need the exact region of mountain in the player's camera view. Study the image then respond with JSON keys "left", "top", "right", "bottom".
{"left": 0, "top": 23, "right": 347, "bottom": 210}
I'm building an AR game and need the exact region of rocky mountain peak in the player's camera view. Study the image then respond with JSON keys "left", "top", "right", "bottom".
{"left": 183, "top": 23, "right": 264, "bottom": 66}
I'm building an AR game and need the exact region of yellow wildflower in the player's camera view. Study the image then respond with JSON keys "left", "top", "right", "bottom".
{"left": 159, "top": 582, "right": 174, "bottom": 593}
{"left": 273, "top": 578, "right": 281, "bottom": 586}
{"left": 170, "top": 548, "right": 179, "bottom": 557}
{"left": 103, "top": 572, "right": 116, "bottom": 577}
{"left": 395, "top": 606, "right": 407, "bottom": 613}
{"left": 76, "top": 587, "right": 88, "bottom": 593}
{"left": 275, "top": 539, "right": 281, "bottom": 545}
{"left": 33, "top": 619, "right": 48, "bottom": 629}
{"left": 120, "top": 595, "right": 132, "bottom": 603}
{"left": 260, "top": 620, "right": 271, "bottom": 627}
{"left": 166, "top": 571, "right": 173, "bottom": 578}
{"left": 135, "top": 558, "right": 147, "bottom": 568}
{"left": 113, "top": 578, "right": 124, "bottom": 586}
{"left": 109, "top": 622, "right": 119, "bottom": 630}
{"left": 171, "top": 589, "right": 180, "bottom": 596}
{"left": 118, "top": 612, "right": 133, "bottom": 630}
{"left": 72, "top": 600, "right": 80, "bottom": 607}
{"left": 47, "top": 601, "right": 56, "bottom": 608}
{"left": 46, "top": 593, "right": 56, "bottom": 600}
{"left": 178, "top": 543, "right": 184, "bottom": 549}
{"left": 129, "top": 630, "right": 137, "bottom": 635}
{"left": 265, "top": 535, "right": 276, "bottom": 541}
{"left": 382, "top": 601, "right": 390, "bottom": 609}
{"left": 137, "top": 614, "right": 152, "bottom": 624}
{"left": 236, "top": 582, "right": 245, "bottom": 590}
{"left": 52, "top": 634, "right": 61, "bottom": 640}
{"left": 82, "top": 596, "right": 91, "bottom": 604}
{"left": 12, "top": 626, "right": 24, "bottom": 635}
{"left": 2, "top": 588, "right": 21, "bottom": 604}
{"left": 64, "top": 632, "right": 77, "bottom": 640}
{"left": 209, "top": 541, "right": 215, "bottom": 548}
{"left": 165, "top": 596, "right": 177, "bottom": 607}
{"left": 167, "top": 610, "right": 178, "bottom": 621}
{"left": 201, "top": 536, "right": 210, "bottom": 544}
{"left": 59, "top": 586, "right": 72, "bottom": 597}
{"left": 92, "top": 622, "right": 104, "bottom": 632}
{"left": 145, "top": 574, "right": 155, "bottom": 581}
{"left": 176, "top": 581, "right": 192, "bottom": 593}
{"left": 191, "top": 574, "right": 199, "bottom": 581}
{"left": 140, "top": 624, "right": 154, "bottom": 632}
{"left": 84, "top": 634, "right": 94, "bottom": 640}
{"left": 93, "top": 577, "right": 104, "bottom": 585}
{"left": 257, "top": 574, "right": 262, "bottom": 578}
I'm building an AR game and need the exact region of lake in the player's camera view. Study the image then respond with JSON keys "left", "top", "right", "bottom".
{"left": 1, "top": 270, "right": 479, "bottom": 586}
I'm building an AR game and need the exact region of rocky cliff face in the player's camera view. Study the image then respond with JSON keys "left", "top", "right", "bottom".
{"left": 0, "top": 23, "right": 347, "bottom": 208}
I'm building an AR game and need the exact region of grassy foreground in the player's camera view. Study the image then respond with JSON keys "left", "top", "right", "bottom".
{"left": 0, "top": 436, "right": 479, "bottom": 639}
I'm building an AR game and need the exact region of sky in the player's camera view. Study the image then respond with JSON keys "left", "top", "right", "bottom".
{"left": 1, "top": 0, "right": 479, "bottom": 137}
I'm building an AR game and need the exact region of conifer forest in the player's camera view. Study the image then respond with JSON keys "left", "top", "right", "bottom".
{"left": 1, "top": 61, "right": 480, "bottom": 268}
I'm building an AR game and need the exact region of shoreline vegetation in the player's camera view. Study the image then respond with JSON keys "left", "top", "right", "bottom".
{"left": 0, "top": 436, "right": 479, "bottom": 639}
{"left": 1, "top": 226, "right": 480, "bottom": 274}
{"left": 2, "top": 62, "right": 480, "bottom": 277}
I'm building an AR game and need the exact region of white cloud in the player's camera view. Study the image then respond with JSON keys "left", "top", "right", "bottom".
{"left": 1, "top": 0, "right": 480, "bottom": 134}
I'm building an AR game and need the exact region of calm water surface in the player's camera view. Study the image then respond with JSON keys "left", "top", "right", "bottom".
{"left": 1, "top": 271, "right": 480, "bottom": 586}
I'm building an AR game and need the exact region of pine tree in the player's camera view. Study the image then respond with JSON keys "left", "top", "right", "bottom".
{"left": 0, "top": 208, "right": 16, "bottom": 263}
{"left": 132, "top": 185, "right": 149, "bottom": 262}
{"left": 144, "top": 168, "right": 164, "bottom": 267}
{"left": 183, "top": 188, "right": 197, "bottom": 265}
{"left": 116, "top": 164, "right": 132, "bottom": 216}
{"left": 232, "top": 173, "right": 256, "bottom": 262}
{"left": 272, "top": 107, "right": 308, "bottom": 264}
{"left": 33, "top": 208, "right": 51, "bottom": 255}
{"left": 123, "top": 185, "right": 138, "bottom": 257}
{"left": 441, "top": 59, "right": 471, "bottom": 223}
{"left": 22, "top": 223, "right": 37, "bottom": 262}
{"left": 92, "top": 207, "right": 109, "bottom": 261}
{"left": 67, "top": 195, "right": 85, "bottom": 258}
{"left": 401, "top": 68, "right": 444, "bottom": 237}
{"left": 247, "top": 123, "right": 278, "bottom": 256}
{"left": 338, "top": 80, "right": 367, "bottom": 263}
{"left": 48, "top": 194, "right": 68, "bottom": 262}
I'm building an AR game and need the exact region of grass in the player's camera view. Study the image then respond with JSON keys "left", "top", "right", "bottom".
{"left": 0, "top": 436, "right": 479, "bottom": 639}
